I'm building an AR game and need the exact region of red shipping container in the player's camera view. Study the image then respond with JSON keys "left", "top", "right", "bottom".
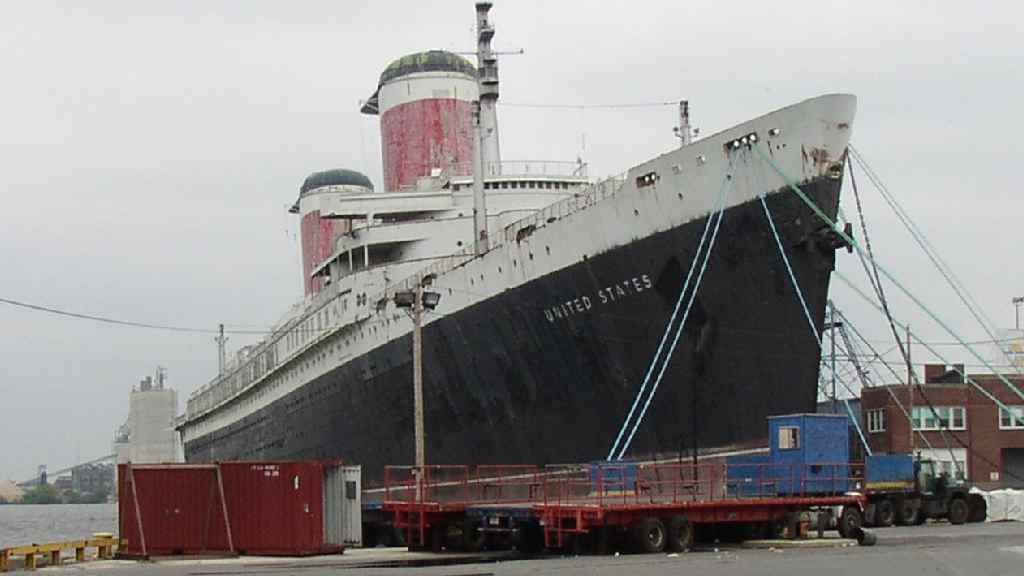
{"left": 118, "top": 461, "right": 350, "bottom": 558}
{"left": 217, "top": 462, "right": 331, "bottom": 555}
{"left": 118, "top": 464, "right": 233, "bottom": 557}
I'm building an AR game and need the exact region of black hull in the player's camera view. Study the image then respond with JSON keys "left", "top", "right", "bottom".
{"left": 186, "top": 177, "right": 841, "bottom": 483}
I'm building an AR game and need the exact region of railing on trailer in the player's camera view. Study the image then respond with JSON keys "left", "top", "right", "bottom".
{"left": 383, "top": 461, "right": 867, "bottom": 551}
{"left": 383, "top": 465, "right": 546, "bottom": 548}
{"left": 539, "top": 461, "right": 866, "bottom": 549}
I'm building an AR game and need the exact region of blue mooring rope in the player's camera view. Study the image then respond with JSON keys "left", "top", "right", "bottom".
{"left": 614, "top": 172, "right": 734, "bottom": 460}
{"left": 605, "top": 172, "right": 735, "bottom": 460}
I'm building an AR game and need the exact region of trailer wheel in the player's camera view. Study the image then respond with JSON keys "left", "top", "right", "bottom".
{"left": 895, "top": 499, "right": 919, "bottom": 526}
{"left": 516, "top": 523, "right": 544, "bottom": 554}
{"left": 838, "top": 506, "right": 863, "bottom": 539}
{"left": 631, "top": 517, "right": 667, "bottom": 554}
{"left": 362, "top": 523, "right": 379, "bottom": 548}
{"left": 875, "top": 499, "right": 895, "bottom": 527}
{"left": 968, "top": 494, "right": 987, "bottom": 523}
{"left": 429, "top": 524, "right": 447, "bottom": 552}
{"left": 389, "top": 525, "right": 406, "bottom": 547}
{"left": 462, "top": 518, "right": 485, "bottom": 552}
{"left": 667, "top": 515, "right": 693, "bottom": 552}
{"left": 948, "top": 497, "right": 969, "bottom": 525}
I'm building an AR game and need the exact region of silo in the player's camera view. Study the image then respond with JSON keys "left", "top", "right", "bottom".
{"left": 128, "top": 378, "right": 179, "bottom": 464}
{"left": 361, "top": 50, "right": 478, "bottom": 191}
{"left": 296, "top": 169, "right": 374, "bottom": 296}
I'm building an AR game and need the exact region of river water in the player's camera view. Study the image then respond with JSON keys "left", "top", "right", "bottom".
{"left": 0, "top": 504, "right": 116, "bottom": 548}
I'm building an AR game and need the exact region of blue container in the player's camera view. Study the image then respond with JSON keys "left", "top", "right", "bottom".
{"left": 589, "top": 461, "right": 639, "bottom": 493}
{"left": 725, "top": 453, "right": 772, "bottom": 497}
{"left": 865, "top": 454, "right": 915, "bottom": 491}
{"left": 768, "top": 414, "right": 850, "bottom": 495}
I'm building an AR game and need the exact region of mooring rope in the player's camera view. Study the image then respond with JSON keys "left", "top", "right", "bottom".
{"left": 614, "top": 171, "right": 734, "bottom": 461}
{"left": 606, "top": 171, "right": 735, "bottom": 460}
{"left": 752, "top": 143, "right": 1024, "bottom": 405}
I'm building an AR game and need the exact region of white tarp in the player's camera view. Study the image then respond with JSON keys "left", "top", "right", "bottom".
{"left": 973, "top": 487, "right": 1024, "bottom": 522}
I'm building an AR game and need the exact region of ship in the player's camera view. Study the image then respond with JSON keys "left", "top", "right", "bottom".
{"left": 179, "top": 2, "right": 857, "bottom": 483}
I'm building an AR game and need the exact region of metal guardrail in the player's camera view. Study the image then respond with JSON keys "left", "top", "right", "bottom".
{"left": 448, "top": 160, "right": 589, "bottom": 178}
{"left": 382, "top": 461, "right": 865, "bottom": 510}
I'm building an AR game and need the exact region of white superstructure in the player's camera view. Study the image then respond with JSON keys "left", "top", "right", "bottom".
{"left": 181, "top": 94, "right": 855, "bottom": 445}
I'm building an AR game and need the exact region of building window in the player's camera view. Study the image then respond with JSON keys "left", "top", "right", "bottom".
{"left": 911, "top": 406, "right": 966, "bottom": 431}
{"left": 867, "top": 409, "right": 886, "bottom": 433}
{"left": 778, "top": 426, "right": 800, "bottom": 450}
{"left": 1000, "top": 406, "right": 1024, "bottom": 430}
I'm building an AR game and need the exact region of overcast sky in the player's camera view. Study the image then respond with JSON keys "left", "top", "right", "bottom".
{"left": 1, "top": 0, "right": 1021, "bottom": 481}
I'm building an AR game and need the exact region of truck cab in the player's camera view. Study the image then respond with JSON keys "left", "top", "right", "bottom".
{"left": 863, "top": 454, "right": 985, "bottom": 527}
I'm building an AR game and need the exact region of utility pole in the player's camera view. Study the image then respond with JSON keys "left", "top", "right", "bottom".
{"left": 907, "top": 325, "right": 914, "bottom": 452}
{"left": 215, "top": 324, "right": 228, "bottom": 376}
{"left": 394, "top": 283, "right": 441, "bottom": 472}
{"left": 412, "top": 283, "right": 425, "bottom": 470}
{"left": 830, "top": 303, "right": 837, "bottom": 413}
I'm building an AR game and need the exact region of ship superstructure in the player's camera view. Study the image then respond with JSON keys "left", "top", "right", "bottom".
{"left": 180, "top": 3, "right": 856, "bottom": 482}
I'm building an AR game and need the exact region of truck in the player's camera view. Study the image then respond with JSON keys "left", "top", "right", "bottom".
{"left": 862, "top": 453, "right": 987, "bottom": 527}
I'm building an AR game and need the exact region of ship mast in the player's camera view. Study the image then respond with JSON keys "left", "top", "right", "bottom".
{"left": 674, "top": 100, "right": 693, "bottom": 147}
{"left": 472, "top": 1, "right": 500, "bottom": 255}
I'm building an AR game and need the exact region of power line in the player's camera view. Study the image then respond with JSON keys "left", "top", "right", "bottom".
{"left": 0, "top": 296, "right": 279, "bottom": 335}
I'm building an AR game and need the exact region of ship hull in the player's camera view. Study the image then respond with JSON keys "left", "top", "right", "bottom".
{"left": 185, "top": 175, "right": 842, "bottom": 482}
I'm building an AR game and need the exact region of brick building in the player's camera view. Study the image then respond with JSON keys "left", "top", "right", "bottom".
{"left": 860, "top": 364, "right": 1024, "bottom": 489}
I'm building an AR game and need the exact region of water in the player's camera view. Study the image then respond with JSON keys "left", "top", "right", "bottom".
{"left": 0, "top": 504, "right": 116, "bottom": 548}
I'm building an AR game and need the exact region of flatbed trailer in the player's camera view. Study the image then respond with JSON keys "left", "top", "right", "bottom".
{"left": 382, "top": 461, "right": 870, "bottom": 554}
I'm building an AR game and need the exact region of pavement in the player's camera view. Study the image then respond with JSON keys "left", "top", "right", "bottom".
{"left": 27, "top": 521, "right": 1024, "bottom": 575}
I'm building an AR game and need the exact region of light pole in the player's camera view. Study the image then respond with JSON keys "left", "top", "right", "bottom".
{"left": 394, "top": 280, "right": 441, "bottom": 471}
{"left": 1014, "top": 296, "right": 1023, "bottom": 331}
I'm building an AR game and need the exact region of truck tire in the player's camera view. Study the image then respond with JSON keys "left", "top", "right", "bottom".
{"left": 667, "top": 515, "right": 694, "bottom": 552}
{"left": 631, "top": 517, "right": 667, "bottom": 554}
{"left": 875, "top": 499, "right": 895, "bottom": 527}
{"left": 362, "top": 523, "right": 379, "bottom": 548}
{"left": 430, "top": 523, "right": 447, "bottom": 552}
{"left": 895, "top": 499, "right": 919, "bottom": 526}
{"left": 838, "top": 506, "right": 863, "bottom": 539}
{"left": 462, "top": 517, "right": 485, "bottom": 552}
{"left": 389, "top": 525, "right": 407, "bottom": 547}
{"left": 968, "top": 494, "right": 987, "bottom": 523}
{"left": 948, "top": 497, "right": 969, "bottom": 525}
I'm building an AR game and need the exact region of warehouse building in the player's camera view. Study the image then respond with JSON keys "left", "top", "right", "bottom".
{"left": 860, "top": 364, "right": 1024, "bottom": 489}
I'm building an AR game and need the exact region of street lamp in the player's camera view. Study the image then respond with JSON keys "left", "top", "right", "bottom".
{"left": 394, "top": 280, "right": 441, "bottom": 471}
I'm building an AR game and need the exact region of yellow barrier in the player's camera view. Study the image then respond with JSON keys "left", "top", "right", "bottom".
{"left": 0, "top": 535, "right": 117, "bottom": 572}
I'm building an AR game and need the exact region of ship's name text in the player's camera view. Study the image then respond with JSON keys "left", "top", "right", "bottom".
{"left": 543, "top": 274, "right": 653, "bottom": 323}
